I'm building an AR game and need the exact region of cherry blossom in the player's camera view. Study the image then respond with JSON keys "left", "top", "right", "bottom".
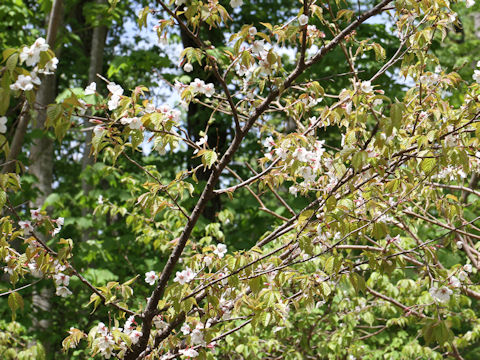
{"left": 145, "top": 271, "right": 158, "bottom": 285}
{"left": 450, "top": 276, "right": 460, "bottom": 288}
{"left": 429, "top": 286, "right": 452, "bottom": 303}
{"left": 180, "top": 323, "right": 191, "bottom": 335}
{"left": 183, "top": 63, "right": 193, "bottom": 72}
{"left": 464, "top": 264, "right": 473, "bottom": 273}
{"left": 298, "top": 14, "right": 309, "bottom": 26}
{"left": 130, "top": 330, "right": 142, "bottom": 344}
{"left": 54, "top": 273, "right": 70, "bottom": 286}
{"left": 56, "top": 286, "right": 72, "bottom": 297}
{"left": 42, "top": 57, "right": 58, "bottom": 74}
{"left": 120, "top": 117, "right": 143, "bottom": 130}
{"left": 85, "top": 82, "right": 96, "bottom": 95}
{"left": 174, "top": 267, "right": 195, "bottom": 284}
{"left": 19, "top": 38, "right": 49, "bottom": 67}
{"left": 179, "top": 348, "right": 199, "bottom": 358}
{"left": 30, "top": 208, "right": 42, "bottom": 220}
{"left": 19, "top": 220, "right": 34, "bottom": 235}
{"left": 153, "top": 315, "right": 169, "bottom": 330}
{"left": 28, "top": 262, "right": 43, "bottom": 278}
{"left": 10, "top": 75, "right": 35, "bottom": 91}
{"left": 213, "top": 243, "right": 227, "bottom": 258}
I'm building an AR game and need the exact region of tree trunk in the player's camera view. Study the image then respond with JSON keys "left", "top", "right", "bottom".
{"left": 81, "top": 0, "right": 108, "bottom": 242}
{"left": 2, "top": 102, "right": 30, "bottom": 174}
{"left": 29, "top": 0, "right": 64, "bottom": 350}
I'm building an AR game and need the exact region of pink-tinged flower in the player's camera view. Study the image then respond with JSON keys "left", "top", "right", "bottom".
{"left": 93, "top": 125, "right": 105, "bottom": 137}
{"left": 19, "top": 220, "right": 33, "bottom": 235}
{"left": 450, "top": 276, "right": 460, "bottom": 288}
{"left": 464, "top": 264, "right": 473, "bottom": 273}
{"left": 129, "top": 330, "right": 142, "bottom": 344}
{"left": 249, "top": 27, "right": 257, "bottom": 36}
{"left": 54, "top": 273, "right": 70, "bottom": 286}
{"left": 191, "top": 78, "right": 205, "bottom": 93}
{"left": 458, "top": 270, "right": 468, "bottom": 281}
{"left": 174, "top": 267, "right": 195, "bottom": 285}
{"left": 85, "top": 82, "right": 96, "bottom": 95}
{"left": 203, "top": 83, "right": 215, "bottom": 97}
{"left": 120, "top": 117, "right": 143, "bottom": 130}
{"left": 213, "top": 243, "right": 227, "bottom": 258}
{"left": 145, "top": 271, "right": 158, "bottom": 285}
{"left": 30, "top": 208, "right": 42, "bottom": 221}
{"left": 97, "top": 322, "right": 109, "bottom": 336}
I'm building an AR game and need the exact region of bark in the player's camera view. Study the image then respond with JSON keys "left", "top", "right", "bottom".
{"left": 81, "top": 0, "right": 108, "bottom": 242}
{"left": 29, "top": 0, "right": 64, "bottom": 349}
{"left": 2, "top": 102, "right": 30, "bottom": 174}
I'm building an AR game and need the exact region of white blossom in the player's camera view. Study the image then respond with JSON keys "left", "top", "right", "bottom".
{"left": 360, "top": 80, "right": 373, "bottom": 93}
{"left": 249, "top": 27, "right": 257, "bottom": 36}
{"left": 145, "top": 271, "right": 158, "bottom": 285}
{"left": 129, "top": 330, "right": 142, "bottom": 344}
{"left": 466, "top": 0, "right": 475, "bottom": 7}
{"left": 54, "top": 273, "right": 70, "bottom": 286}
{"left": 19, "top": 220, "right": 34, "bottom": 235}
{"left": 174, "top": 267, "right": 195, "bottom": 285}
{"left": 120, "top": 117, "right": 142, "bottom": 130}
{"left": 450, "top": 276, "right": 460, "bottom": 288}
{"left": 184, "top": 63, "right": 193, "bottom": 72}
{"left": 107, "top": 83, "right": 124, "bottom": 97}
{"left": 56, "top": 286, "right": 72, "bottom": 297}
{"left": 180, "top": 323, "right": 191, "bottom": 335}
{"left": 213, "top": 243, "right": 227, "bottom": 258}
{"left": 456, "top": 240, "right": 463, "bottom": 249}
{"left": 464, "top": 264, "right": 473, "bottom": 273}
{"left": 10, "top": 75, "right": 35, "bottom": 91}
{"left": 298, "top": 14, "right": 309, "bottom": 26}
{"left": 85, "top": 82, "right": 97, "bottom": 95}
{"left": 30, "top": 208, "right": 42, "bottom": 221}
{"left": 429, "top": 286, "right": 452, "bottom": 303}
{"left": 108, "top": 95, "right": 121, "bottom": 111}
{"left": 190, "top": 328, "right": 204, "bottom": 345}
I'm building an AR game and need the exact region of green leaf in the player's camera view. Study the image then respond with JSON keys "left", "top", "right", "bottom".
{"left": 202, "top": 150, "right": 218, "bottom": 169}
{"left": 8, "top": 292, "right": 24, "bottom": 320}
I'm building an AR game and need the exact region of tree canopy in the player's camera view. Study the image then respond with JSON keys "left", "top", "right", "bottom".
{"left": 2, "top": 0, "right": 480, "bottom": 359}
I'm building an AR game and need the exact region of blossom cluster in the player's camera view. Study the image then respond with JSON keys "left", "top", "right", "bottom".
{"left": 9, "top": 38, "right": 58, "bottom": 91}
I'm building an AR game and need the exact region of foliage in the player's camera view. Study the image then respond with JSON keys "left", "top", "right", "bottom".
{"left": 2, "top": 0, "right": 480, "bottom": 359}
